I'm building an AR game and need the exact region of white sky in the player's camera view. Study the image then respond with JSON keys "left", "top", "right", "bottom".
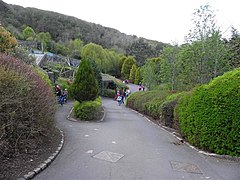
{"left": 3, "top": 0, "right": 240, "bottom": 44}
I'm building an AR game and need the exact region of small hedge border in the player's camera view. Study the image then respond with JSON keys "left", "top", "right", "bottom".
{"left": 73, "top": 97, "right": 103, "bottom": 121}
{"left": 126, "top": 90, "right": 178, "bottom": 124}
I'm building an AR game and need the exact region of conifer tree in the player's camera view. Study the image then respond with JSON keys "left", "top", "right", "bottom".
{"left": 129, "top": 64, "right": 137, "bottom": 83}
{"left": 121, "top": 56, "right": 136, "bottom": 79}
{"left": 134, "top": 67, "right": 141, "bottom": 84}
{"left": 72, "top": 59, "right": 98, "bottom": 102}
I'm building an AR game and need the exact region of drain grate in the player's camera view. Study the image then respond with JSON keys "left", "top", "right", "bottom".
{"left": 93, "top": 151, "right": 124, "bottom": 163}
{"left": 170, "top": 161, "right": 202, "bottom": 174}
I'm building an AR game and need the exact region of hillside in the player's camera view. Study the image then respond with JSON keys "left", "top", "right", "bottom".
{"left": 0, "top": 0, "right": 167, "bottom": 61}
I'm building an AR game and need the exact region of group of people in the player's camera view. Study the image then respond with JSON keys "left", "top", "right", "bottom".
{"left": 56, "top": 85, "right": 68, "bottom": 105}
{"left": 115, "top": 87, "right": 131, "bottom": 105}
{"left": 138, "top": 82, "right": 145, "bottom": 91}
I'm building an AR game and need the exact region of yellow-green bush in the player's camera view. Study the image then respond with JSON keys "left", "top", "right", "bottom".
{"left": 73, "top": 97, "right": 103, "bottom": 121}
{"left": 177, "top": 68, "right": 240, "bottom": 156}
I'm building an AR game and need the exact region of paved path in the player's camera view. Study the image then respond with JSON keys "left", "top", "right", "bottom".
{"left": 34, "top": 85, "right": 240, "bottom": 180}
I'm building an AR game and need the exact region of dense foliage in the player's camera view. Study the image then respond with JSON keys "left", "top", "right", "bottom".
{"left": 129, "top": 64, "right": 137, "bottom": 83}
{"left": 126, "top": 38, "right": 163, "bottom": 66}
{"left": 0, "top": 26, "right": 17, "bottom": 53}
{"left": 177, "top": 68, "right": 240, "bottom": 156}
{"left": 0, "top": 1, "right": 166, "bottom": 57}
{"left": 126, "top": 90, "right": 169, "bottom": 119}
{"left": 121, "top": 56, "right": 136, "bottom": 79}
{"left": 71, "top": 59, "right": 98, "bottom": 102}
{"left": 81, "top": 43, "right": 122, "bottom": 77}
{"left": 0, "top": 53, "right": 56, "bottom": 156}
{"left": 57, "top": 77, "right": 73, "bottom": 99}
{"left": 73, "top": 97, "right": 103, "bottom": 121}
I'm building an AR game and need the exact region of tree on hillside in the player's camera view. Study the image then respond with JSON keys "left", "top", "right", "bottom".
{"left": 105, "top": 49, "right": 122, "bottom": 77}
{"left": 134, "top": 67, "right": 141, "bottom": 85}
{"left": 129, "top": 64, "right": 137, "bottom": 83}
{"left": 66, "top": 39, "right": 83, "bottom": 59}
{"left": 176, "top": 43, "right": 199, "bottom": 91}
{"left": 227, "top": 27, "right": 240, "bottom": 68}
{"left": 22, "top": 26, "right": 36, "bottom": 41}
{"left": 160, "top": 45, "right": 180, "bottom": 91}
{"left": 121, "top": 56, "right": 136, "bottom": 80}
{"left": 185, "top": 5, "right": 230, "bottom": 84}
{"left": 37, "top": 32, "right": 52, "bottom": 52}
{"left": 141, "top": 58, "right": 160, "bottom": 90}
{"left": 71, "top": 59, "right": 98, "bottom": 102}
{"left": 118, "top": 55, "right": 127, "bottom": 76}
{"left": 126, "top": 38, "right": 160, "bottom": 66}
{"left": 0, "top": 26, "right": 17, "bottom": 53}
{"left": 81, "top": 43, "right": 107, "bottom": 72}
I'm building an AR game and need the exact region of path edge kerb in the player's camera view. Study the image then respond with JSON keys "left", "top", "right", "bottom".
{"left": 17, "top": 128, "right": 64, "bottom": 180}
{"left": 128, "top": 107, "right": 240, "bottom": 162}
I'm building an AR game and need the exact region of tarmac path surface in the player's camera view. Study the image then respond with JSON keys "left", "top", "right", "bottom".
{"left": 34, "top": 84, "right": 240, "bottom": 180}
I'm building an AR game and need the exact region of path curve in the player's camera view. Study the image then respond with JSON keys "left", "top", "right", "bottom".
{"left": 34, "top": 84, "right": 240, "bottom": 180}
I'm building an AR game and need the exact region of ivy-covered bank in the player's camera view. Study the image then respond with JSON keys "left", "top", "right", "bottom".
{"left": 126, "top": 68, "right": 240, "bottom": 157}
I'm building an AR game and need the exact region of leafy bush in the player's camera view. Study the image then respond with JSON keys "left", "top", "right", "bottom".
{"left": 0, "top": 53, "right": 56, "bottom": 156}
{"left": 73, "top": 97, "right": 103, "bottom": 121}
{"left": 159, "top": 92, "right": 187, "bottom": 130}
{"left": 126, "top": 90, "right": 169, "bottom": 119}
{"left": 0, "top": 26, "right": 17, "bottom": 53}
{"left": 177, "top": 68, "right": 240, "bottom": 156}
{"left": 102, "top": 89, "right": 116, "bottom": 98}
{"left": 34, "top": 66, "right": 53, "bottom": 87}
{"left": 9, "top": 46, "right": 35, "bottom": 65}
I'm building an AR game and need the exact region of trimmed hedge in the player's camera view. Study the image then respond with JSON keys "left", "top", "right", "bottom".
{"left": 73, "top": 97, "right": 103, "bottom": 121}
{"left": 127, "top": 90, "right": 182, "bottom": 129}
{"left": 126, "top": 90, "right": 169, "bottom": 119}
{"left": 177, "top": 68, "right": 240, "bottom": 156}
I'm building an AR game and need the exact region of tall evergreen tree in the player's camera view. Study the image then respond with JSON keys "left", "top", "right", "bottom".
{"left": 134, "top": 67, "right": 141, "bottom": 84}
{"left": 129, "top": 64, "right": 137, "bottom": 83}
{"left": 121, "top": 56, "right": 136, "bottom": 79}
{"left": 227, "top": 27, "right": 240, "bottom": 68}
{"left": 88, "top": 57, "right": 103, "bottom": 95}
{"left": 72, "top": 59, "right": 98, "bottom": 102}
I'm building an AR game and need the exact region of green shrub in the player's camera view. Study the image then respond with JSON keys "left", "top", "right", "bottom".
{"left": 126, "top": 90, "right": 169, "bottom": 119}
{"left": 73, "top": 97, "right": 103, "bottom": 121}
{"left": 178, "top": 68, "right": 240, "bottom": 156}
{"left": 102, "top": 88, "right": 116, "bottom": 98}
{"left": 72, "top": 59, "right": 98, "bottom": 102}
{"left": 0, "top": 53, "right": 56, "bottom": 156}
{"left": 34, "top": 66, "right": 53, "bottom": 87}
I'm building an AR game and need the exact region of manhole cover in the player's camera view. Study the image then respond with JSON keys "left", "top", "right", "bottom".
{"left": 170, "top": 161, "right": 202, "bottom": 174}
{"left": 93, "top": 151, "right": 124, "bottom": 163}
